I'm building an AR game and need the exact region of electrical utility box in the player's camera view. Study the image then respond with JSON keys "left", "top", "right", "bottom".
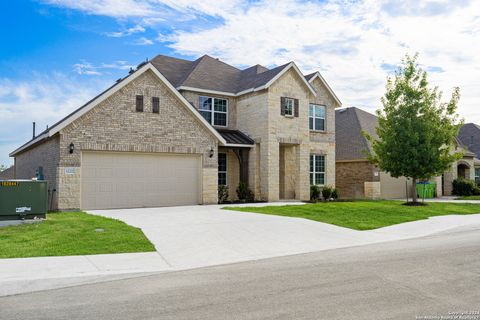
{"left": 0, "top": 180, "right": 48, "bottom": 220}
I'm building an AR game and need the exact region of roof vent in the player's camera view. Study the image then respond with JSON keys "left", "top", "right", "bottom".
{"left": 128, "top": 68, "right": 134, "bottom": 75}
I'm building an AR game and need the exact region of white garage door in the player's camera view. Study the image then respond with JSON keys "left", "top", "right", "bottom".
{"left": 81, "top": 152, "right": 201, "bottom": 210}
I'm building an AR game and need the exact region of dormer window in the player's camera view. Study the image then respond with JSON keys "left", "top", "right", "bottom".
{"left": 199, "top": 96, "right": 228, "bottom": 127}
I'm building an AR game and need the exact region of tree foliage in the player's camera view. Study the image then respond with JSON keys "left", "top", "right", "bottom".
{"left": 366, "top": 54, "right": 463, "bottom": 202}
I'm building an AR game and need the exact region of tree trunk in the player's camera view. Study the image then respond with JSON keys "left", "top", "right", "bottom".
{"left": 411, "top": 178, "right": 417, "bottom": 203}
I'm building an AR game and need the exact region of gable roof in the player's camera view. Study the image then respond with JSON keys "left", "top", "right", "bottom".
{"left": 10, "top": 63, "right": 227, "bottom": 156}
{"left": 151, "top": 54, "right": 318, "bottom": 96}
{"left": 306, "top": 71, "right": 342, "bottom": 106}
{"left": 458, "top": 123, "right": 480, "bottom": 159}
{"left": 335, "top": 107, "right": 379, "bottom": 161}
{"left": 336, "top": 108, "right": 477, "bottom": 161}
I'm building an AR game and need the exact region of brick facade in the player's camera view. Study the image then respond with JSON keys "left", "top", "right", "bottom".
{"left": 336, "top": 161, "right": 379, "bottom": 199}
{"left": 14, "top": 136, "right": 60, "bottom": 208}
{"left": 13, "top": 62, "right": 341, "bottom": 208}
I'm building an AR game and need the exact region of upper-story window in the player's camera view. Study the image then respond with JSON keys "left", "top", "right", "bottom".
{"left": 284, "top": 98, "right": 294, "bottom": 116}
{"left": 309, "top": 104, "right": 326, "bottom": 131}
{"left": 199, "top": 96, "right": 228, "bottom": 127}
{"left": 281, "top": 97, "right": 298, "bottom": 117}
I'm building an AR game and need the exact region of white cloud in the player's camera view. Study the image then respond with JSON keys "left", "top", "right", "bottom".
{"left": 133, "top": 37, "right": 154, "bottom": 45}
{"left": 0, "top": 74, "right": 108, "bottom": 165}
{"left": 74, "top": 60, "right": 135, "bottom": 75}
{"left": 42, "top": 0, "right": 153, "bottom": 17}
{"left": 105, "top": 24, "right": 145, "bottom": 37}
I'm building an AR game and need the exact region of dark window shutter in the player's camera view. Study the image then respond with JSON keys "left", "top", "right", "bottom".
{"left": 280, "top": 97, "right": 286, "bottom": 115}
{"left": 152, "top": 97, "right": 159, "bottom": 113}
{"left": 136, "top": 95, "right": 144, "bottom": 112}
{"left": 294, "top": 99, "right": 299, "bottom": 117}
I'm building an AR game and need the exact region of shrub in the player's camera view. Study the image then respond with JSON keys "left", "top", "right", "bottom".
{"left": 236, "top": 182, "right": 254, "bottom": 202}
{"left": 452, "top": 178, "right": 480, "bottom": 196}
{"left": 218, "top": 185, "right": 229, "bottom": 204}
{"left": 322, "top": 186, "right": 333, "bottom": 200}
{"left": 331, "top": 188, "right": 339, "bottom": 200}
{"left": 310, "top": 185, "right": 321, "bottom": 201}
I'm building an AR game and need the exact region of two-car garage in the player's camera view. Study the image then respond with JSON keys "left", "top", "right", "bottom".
{"left": 81, "top": 152, "right": 201, "bottom": 210}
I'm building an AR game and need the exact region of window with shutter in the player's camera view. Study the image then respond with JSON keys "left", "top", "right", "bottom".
{"left": 281, "top": 97, "right": 294, "bottom": 116}
{"left": 136, "top": 95, "right": 144, "bottom": 112}
{"left": 152, "top": 97, "right": 159, "bottom": 113}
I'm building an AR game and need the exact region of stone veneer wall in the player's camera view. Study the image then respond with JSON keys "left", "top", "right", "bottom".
{"left": 442, "top": 156, "right": 476, "bottom": 196}
{"left": 14, "top": 136, "right": 60, "bottom": 209}
{"left": 336, "top": 161, "right": 379, "bottom": 199}
{"left": 57, "top": 69, "right": 219, "bottom": 209}
{"left": 236, "top": 91, "right": 269, "bottom": 200}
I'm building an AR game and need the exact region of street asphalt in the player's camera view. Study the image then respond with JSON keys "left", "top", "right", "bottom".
{"left": 1, "top": 224, "right": 479, "bottom": 320}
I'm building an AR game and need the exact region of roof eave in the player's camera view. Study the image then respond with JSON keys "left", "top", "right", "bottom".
{"left": 308, "top": 72, "right": 342, "bottom": 107}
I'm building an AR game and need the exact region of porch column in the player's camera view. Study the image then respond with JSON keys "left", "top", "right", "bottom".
{"left": 233, "top": 148, "right": 250, "bottom": 186}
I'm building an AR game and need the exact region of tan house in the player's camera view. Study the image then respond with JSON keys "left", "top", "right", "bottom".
{"left": 10, "top": 54, "right": 341, "bottom": 210}
{"left": 336, "top": 107, "right": 478, "bottom": 199}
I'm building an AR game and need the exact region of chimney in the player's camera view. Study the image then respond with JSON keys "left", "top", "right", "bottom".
{"left": 32, "top": 122, "right": 36, "bottom": 139}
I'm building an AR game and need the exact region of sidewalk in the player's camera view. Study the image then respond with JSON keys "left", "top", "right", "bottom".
{"left": 1, "top": 210, "right": 480, "bottom": 297}
{"left": 396, "top": 196, "right": 480, "bottom": 203}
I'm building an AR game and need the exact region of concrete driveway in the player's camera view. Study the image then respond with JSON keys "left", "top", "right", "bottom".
{"left": 89, "top": 202, "right": 480, "bottom": 270}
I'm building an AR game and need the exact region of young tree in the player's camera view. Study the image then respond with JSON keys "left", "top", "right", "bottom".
{"left": 366, "top": 54, "right": 463, "bottom": 203}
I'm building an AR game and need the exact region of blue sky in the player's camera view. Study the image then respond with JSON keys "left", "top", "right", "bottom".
{"left": 1, "top": 0, "right": 480, "bottom": 166}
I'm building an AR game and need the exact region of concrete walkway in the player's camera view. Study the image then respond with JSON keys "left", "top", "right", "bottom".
{"left": 2, "top": 202, "right": 480, "bottom": 296}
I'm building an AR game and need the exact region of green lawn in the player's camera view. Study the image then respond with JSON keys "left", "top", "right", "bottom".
{"left": 0, "top": 212, "right": 155, "bottom": 258}
{"left": 225, "top": 200, "right": 480, "bottom": 230}
{"left": 456, "top": 196, "right": 480, "bottom": 200}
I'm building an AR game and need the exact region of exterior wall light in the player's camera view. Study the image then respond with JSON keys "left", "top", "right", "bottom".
{"left": 209, "top": 147, "right": 214, "bottom": 158}
{"left": 69, "top": 143, "right": 75, "bottom": 154}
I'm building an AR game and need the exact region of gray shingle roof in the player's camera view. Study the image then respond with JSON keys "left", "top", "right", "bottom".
{"left": 458, "top": 123, "right": 480, "bottom": 159}
{"left": 335, "top": 107, "right": 378, "bottom": 161}
{"left": 336, "top": 108, "right": 478, "bottom": 161}
{"left": 151, "top": 54, "right": 293, "bottom": 94}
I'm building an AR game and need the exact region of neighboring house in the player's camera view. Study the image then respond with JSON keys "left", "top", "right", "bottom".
{"left": 335, "top": 107, "right": 412, "bottom": 199}
{"left": 10, "top": 54, "right": 341, "bottom": 210}
{"left": 336, "top": 107, "right": 477, "bottom": 199}
{"left": 0, "top": 166, "right": 14, "bottom": 180}
{"left": 458, "top": 123, "right": 480, "bottom": 183}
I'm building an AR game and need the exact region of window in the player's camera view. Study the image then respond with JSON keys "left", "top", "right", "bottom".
{"left": 284, "top": 98, "right": 294, "bottom": 116}
{"left": 476, "top": 168, "right": 480, "bottom": 184}
{"left": 281, "top": 97, "right": 298, "bottom": 117}
{"left": 218, "top": 153, "right": 227, "bottom": 185}
{"left": 310, "top": 154, "right": 325, "bottom": 185}
{"left": 309, "top": 104, "right": 326, "bottom": 131}
{"left": 152, "top": 97, "right": 159, "bottom": 114}
{"left": 136, "top": 95, "right": 144, "bottom": 112}
{"left": 199, "top": 96, "right": 228, "bottom": 126}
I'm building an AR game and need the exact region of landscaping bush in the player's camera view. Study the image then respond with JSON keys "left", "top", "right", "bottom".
{"left": 310, "top": 185, "right": 321, "bottom": 201}
{"left": 322, "top": 186, "right": 333, "bottom": 200}
{"left": 331, "top": 188, "right": 339, "bottom": 200}
{"left": 236, "top": 182, "right": 254, "bottom": 202}
{"left": 218, "top": 185, "right": 229, "bottom": 204}
{"left": 452, "top": 178, "right": 480, "bottom": 196}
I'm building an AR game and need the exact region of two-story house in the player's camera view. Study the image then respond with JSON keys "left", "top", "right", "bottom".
{"left": 9, "top": 54, "right": 341, "bottom": 210}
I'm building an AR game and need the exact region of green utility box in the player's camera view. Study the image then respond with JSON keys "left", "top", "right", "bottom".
{"left": 0, "top": 180, "right": 48, "bottom": 220}
{"left": 416, "top": 182, "right": 436, "bottom": 199}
